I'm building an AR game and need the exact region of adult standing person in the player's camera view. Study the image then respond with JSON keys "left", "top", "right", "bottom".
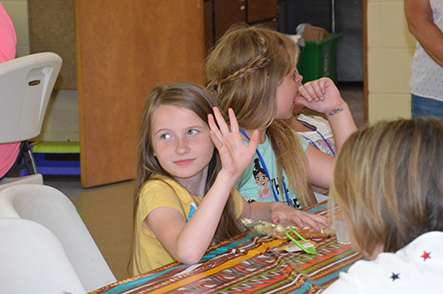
{"left": 0, "top": 3, "right": 20, "bottom": 179}
{"left": 405, "top": 0, "right": 443, "bottom": 119}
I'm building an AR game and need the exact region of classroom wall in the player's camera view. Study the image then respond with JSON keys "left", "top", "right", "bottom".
{"left": 367, "top": 0, "right": 417, "bottom": 122}
{"left": 1, "top": 0, "right": 79, "bottom": 142}
{"left": 2, "top": 0, "right": 420, "bottom": 135}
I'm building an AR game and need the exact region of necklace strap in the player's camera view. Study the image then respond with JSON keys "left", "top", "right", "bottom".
{"left": 240, "top": 129, "right": 291, "bottom": 206}
{"left": 298, "top": 119, "right": 336, "bottom": 156}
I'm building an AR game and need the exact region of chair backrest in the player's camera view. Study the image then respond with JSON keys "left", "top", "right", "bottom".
{"left": 0, "top": 173, "right": 43, "bottom": 192}
{"left": 0, "top": 218, "right": 86, "bottom": 294}
{"left": 0, "top": 52, "right": 62, "bottom": 143}
{"left": 0, "top": 184, "right": 117, "bottom": 292}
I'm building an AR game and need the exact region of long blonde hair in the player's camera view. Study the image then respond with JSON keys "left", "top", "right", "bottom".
{"left": 205, "top": 25, "right": 311, "bottom": 208}
{"left": 330, "top": 117, "right": 443, "bottom": 257}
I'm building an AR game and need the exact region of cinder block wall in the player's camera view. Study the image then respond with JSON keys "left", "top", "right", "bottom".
{"left": 2, "top": 0, "right": 419, "bottom": 136}
{"left": 367, "top": 0, "right": 417, "bottom": 122}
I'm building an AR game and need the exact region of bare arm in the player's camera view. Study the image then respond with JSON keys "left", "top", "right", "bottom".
{"left": 304, "top": 144, "right": 334, "bottom": 189}
{"left": 295, "top": 78, "right": 357, "bottom": 152}
{"left": 293, "top": 78, "right": 356, "bottom": 190}
{"left": 148, "top": 108, "right": 259, "bottom": 265}
{"left": 405, "top": 0, "right": 443, "bottom": 67}
{"left": 241, "top": 199, "right": 329, "bottom": 231}
{"left": 324, "top": 100, "right": 356, "bottom": 151}
{"left": 148, "top": 170, "right": 238, "bottom": 265}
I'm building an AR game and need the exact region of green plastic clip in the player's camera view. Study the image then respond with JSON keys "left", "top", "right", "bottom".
{"left": 285, "top": 229, "right": 317, "bottom": 255}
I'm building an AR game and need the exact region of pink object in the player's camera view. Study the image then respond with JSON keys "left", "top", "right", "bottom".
{"left": 0, "top": 3, "right": 20, "bottom": 179}
{"left": 0, "top": 3, "right": 16, "bottom": 62}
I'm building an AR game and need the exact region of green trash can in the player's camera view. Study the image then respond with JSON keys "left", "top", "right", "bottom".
{"left": 297, "top": 33, "right": 341, "bottom": 83}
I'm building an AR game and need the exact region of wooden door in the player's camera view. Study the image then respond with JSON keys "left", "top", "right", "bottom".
{"left": 214, "top": 0, "right": 246, "bottom": 41}
{"left": 247, "top": 0, "right": 277, "bottom": 23}
{"left": 75, "top": 0, "right": 205, "bottom": 187}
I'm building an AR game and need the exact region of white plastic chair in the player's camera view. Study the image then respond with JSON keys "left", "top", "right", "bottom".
{"left": 0, "top": 173, "right": 43, "bottom": 192}
{"left": 0, "top": 52, "right": 62, "bottom": 190}
{"left": 0, "top": 218, "right": 86, "bottom": 294}
{"left": 0, "top": 184, "right": 117, "bottom": 293}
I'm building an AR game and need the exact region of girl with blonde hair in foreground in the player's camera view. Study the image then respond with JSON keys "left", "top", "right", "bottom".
{"left": 324, "top": 117, "right": 443, "bottom": 293}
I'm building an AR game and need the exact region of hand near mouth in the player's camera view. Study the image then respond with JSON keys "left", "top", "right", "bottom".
{"left": 294, "top": 77, "right": 344, "bottom": 115}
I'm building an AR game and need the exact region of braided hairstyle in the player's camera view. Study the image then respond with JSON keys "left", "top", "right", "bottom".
{"left": 205, "top": 25, "right": 311, "bottom": 208}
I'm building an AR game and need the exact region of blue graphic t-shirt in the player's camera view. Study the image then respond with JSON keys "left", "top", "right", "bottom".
{"left": 236, "top": 134, "right": 309, "bottom": 210}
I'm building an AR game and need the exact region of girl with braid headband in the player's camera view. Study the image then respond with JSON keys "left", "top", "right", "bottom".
{"left": 206, "top": 25, "right": 356, "bottom": 210}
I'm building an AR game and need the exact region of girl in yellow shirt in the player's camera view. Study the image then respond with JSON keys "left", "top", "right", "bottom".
{"left": 132, "top": 82, "right": 328, "bottom": 275}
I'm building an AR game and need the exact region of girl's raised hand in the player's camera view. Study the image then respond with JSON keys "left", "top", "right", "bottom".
{"left": 294, "top": 77, "right": 344, "bottom": 115}
{"left": 208, "top": 108, "right": 259, "bottom": 178}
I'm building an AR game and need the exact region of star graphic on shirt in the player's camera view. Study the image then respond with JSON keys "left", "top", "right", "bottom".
{"left": 421, "top": 251, "right": 431, "bottom": 261}
{"left": 390, "top": 272, "right": 400, "bottom": 281}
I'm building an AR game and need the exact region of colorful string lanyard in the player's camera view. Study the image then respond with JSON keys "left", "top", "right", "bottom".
{"left": 239, "top": 129, "right": 291, "bottom": 206}
{"left": 297, "top": 119, "right": 336, "bottom": 157}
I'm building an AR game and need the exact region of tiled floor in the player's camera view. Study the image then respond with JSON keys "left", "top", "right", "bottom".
{"left": 44, "top": 82, "right": 365, "bottom": 282}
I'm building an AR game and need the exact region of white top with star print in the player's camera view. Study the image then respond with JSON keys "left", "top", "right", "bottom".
{"left": 322, "top": 231, "right": 443, "bottom": 293}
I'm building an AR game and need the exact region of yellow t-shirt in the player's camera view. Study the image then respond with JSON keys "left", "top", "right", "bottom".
{"left": 133, "top": 175, "right": 244, "bottom": 275}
